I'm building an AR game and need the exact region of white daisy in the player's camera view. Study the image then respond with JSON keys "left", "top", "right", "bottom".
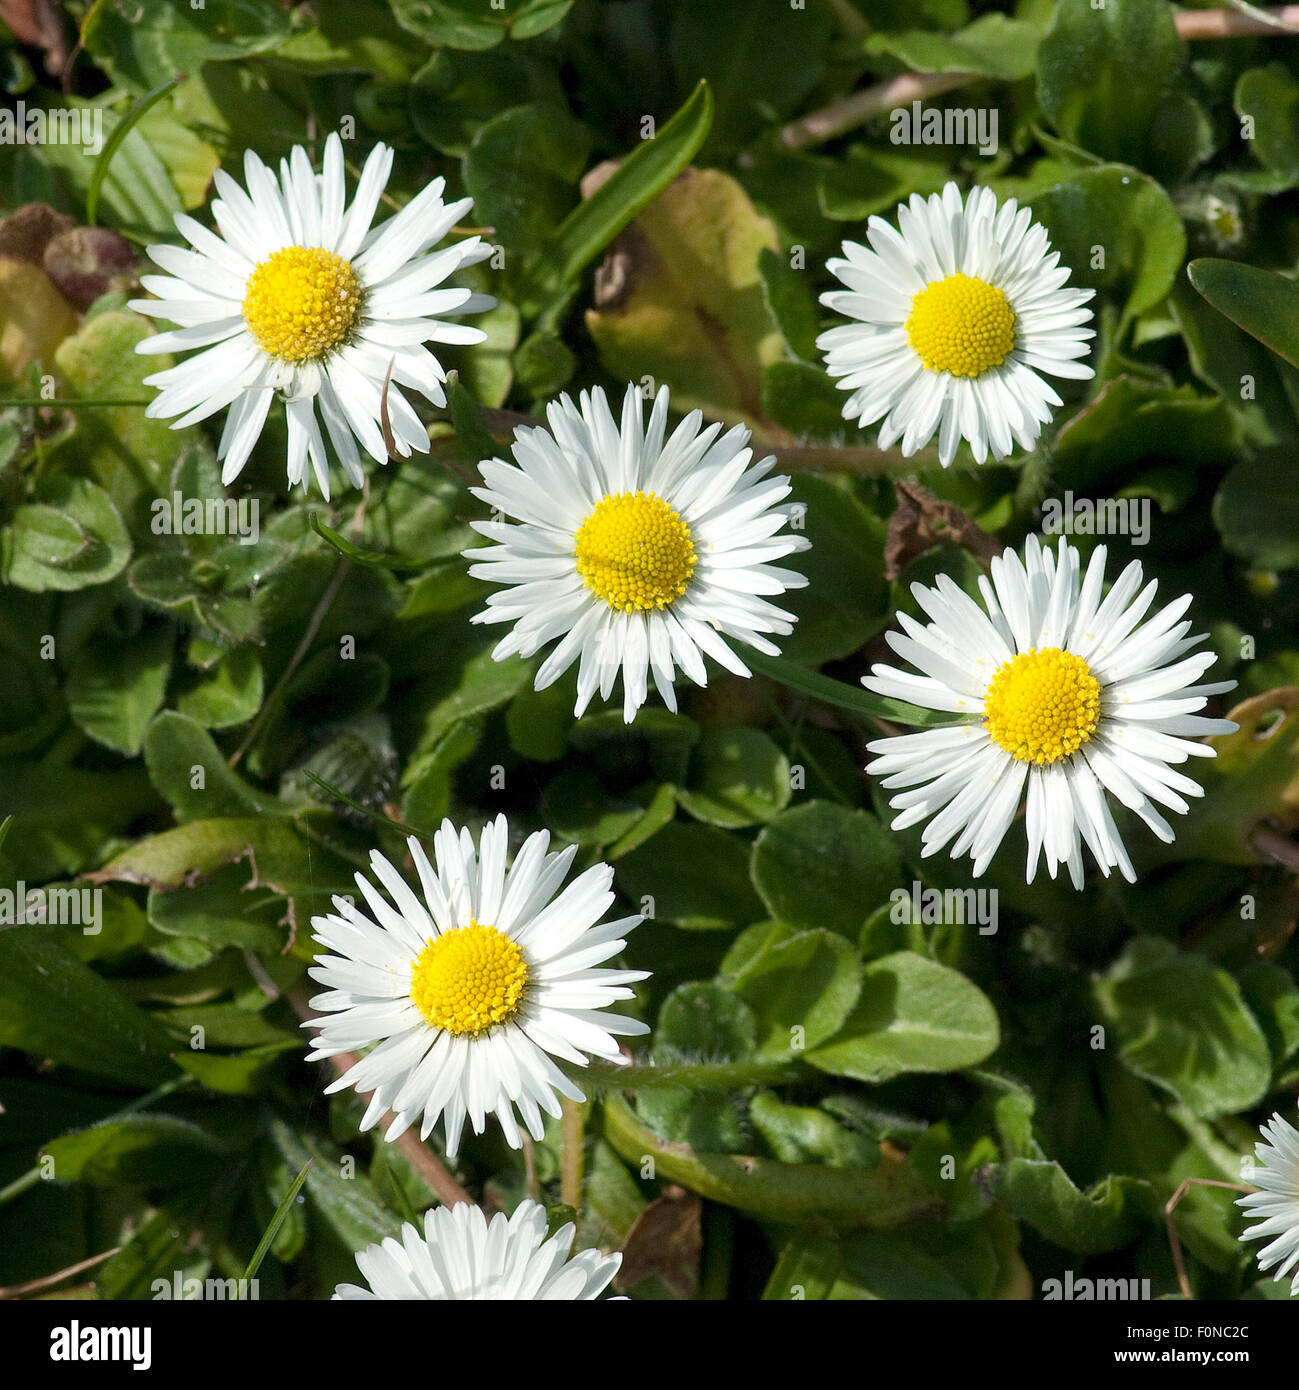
{"left": 464, "top": 383, "right": 811, "bottom": 722}
{"left": 333, "top": 1200, "right": 623, "bottom": 1301}
{"left": 816, "top": 181, "right": 1095, "bottom": 466}
{"left": 1238, "top": 1107, "right": 1299, "bottom": 1296}
{"left": 303, "top": 815, "right": 648, "bottom": 1157}
{"left": 863, "top": 535, "right": 1237, "bottom": 888}
{"left": 129, "top": 132, "right": 493, "bottom": 498}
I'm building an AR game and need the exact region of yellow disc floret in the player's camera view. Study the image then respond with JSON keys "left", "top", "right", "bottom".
{"left": 574, "top": 490, "right": 696, "bottom": 613}
{"left": 242, "top": 246, "right": 361, "bottom": 362}
{"left": 905, "top": 272, "right": 1016, "bottom": 378}
{"left": 983, "top": 647, "right": 1102, "bottom": 765}
{"left": 409, "top": 920, "right": 528, "bottom": 1036}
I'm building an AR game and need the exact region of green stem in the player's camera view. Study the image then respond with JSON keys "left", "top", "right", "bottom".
{"left": 601, "top": 1095, "right": 941, "bottom": 1230}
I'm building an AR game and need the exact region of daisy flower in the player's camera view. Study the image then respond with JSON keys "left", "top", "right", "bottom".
{"left": 334, "top": 1200, "right": 623, "bottom": 1301}
{"left": 1238, "top": 1106, "right": 1299, "bottom": 1296}
{"left": 303, "top": 815, "right": 648, "bottom": 1157}
{"left": 129, "top": 132, "right": 492, "bottom": 498}
{"left": 817, "top": 181, "right": 1095, "bottom": 466}
{"left": 863, "top": 535, "right": 1236, "bottom": 888}
{"left": 465, "top": 383, "right": 811, "bottom": 722}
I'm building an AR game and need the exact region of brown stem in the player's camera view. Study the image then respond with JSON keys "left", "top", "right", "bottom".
{"left": 1164, "top": 1177, "right": 1256, "bottom": 1299}
{"left": 0, "top": 1247, "right": 122, "bottom": 1300}
{"left": 288, "top": 987, "right": 475, "bottom": 1209}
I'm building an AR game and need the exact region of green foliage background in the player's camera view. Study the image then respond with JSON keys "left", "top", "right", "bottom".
{"left": 1, "top": 0, "right": 1298, "bottom": 1300}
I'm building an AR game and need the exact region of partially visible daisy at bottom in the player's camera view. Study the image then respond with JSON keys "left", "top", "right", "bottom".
{"left": 334, "top": 1199, "right": 623, "bottom": 1301}
{"left": 863, "top": 534, "right": 1236, "bottom": 888}
{"left": 817, "top": 180, "right": 1095, "bottom": 466}
{"left": 465, "top": 382, "right": 810, "bottom": 723}
{"left": 1238, "top": 1105, "right": 1299, "bottom": 1296}
{"left": 304, "top": 815, "right": 648, "bottom": 1157}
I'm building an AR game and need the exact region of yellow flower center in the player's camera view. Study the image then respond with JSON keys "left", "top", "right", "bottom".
{"left": 574, "top": 490, "right": 697, "bottom": 614}
{"left": 409, "top": 920, "right": 528, "bottom": 1036}
{"left": 905, "top": 272, "right": 1016, "bottom": 378}
{"left": 241, "top": 246, "right": 361, "bottom": 362}
{"left": 983, "top": 647, "right": 1102, "bottom": 765}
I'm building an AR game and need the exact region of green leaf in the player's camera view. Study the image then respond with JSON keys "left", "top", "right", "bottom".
{"left": 463, "top": 103, "right": 591, "bottom": 256}
{"left": 726, "top": 925, "right": 862, "bottom": 1058}
{"left": 637, "top": 982, "right": 757, "bottom": 1152}
{"left": 5, "top": 477, "right": 131, "bottom": 592}
{"left": 1093, "top": 937, "right": 1271, "bottom": 1118}
{"left": 995, "top": 1159, "right": 1151, "bottom": 1255}
{"left": 806, "top": 951, "right": 1000, "bottom": 1083}
{"left": 391, "top": 0, "right": 572, "bottom": 51}
{"left": 751, "top": 802, "right": 902, "bottom": 937}
{"left": 0, "top": 928, "right": 177, "bottom": 1086}
{"left": 1234, "top": 63, "right": 1299, "bottom": 186}
{"left": 42, "top": 1112, "right": 238, "bottom": 1185}
{"left": 540, "top": 768, "right": 645, "bottom": 847}
{"left": 1214, "top": 448, "right": 1299, "bottom": 570}
{"left": 244, "top": 1155, "right": 312, "bottom": 1283}
{"left": 65, "top": 624, "right": 173, "bottom": 756}
{"left": 1188, "top": 257, "right": 1299, "bottom": 373}
{"left": 270, "top": 1119, "right": 402, "bottom": 1252}
{"left": 670, "top": 0, "right": 830, "bottom": 157}
{"left": 763, "top": 1231, "right": 842, "bottom": 1300}
{"left": 677, "top": 728, "right": 790, "bottom": 829}
{"left": 175, "top": 647, "right": 263, "bottom": 729}
{"left": 866, "top": 14, "right": 1042, "bottom": 81}
{"left": 1037, "top": 0, "right": 1185, "bottom": 170}
{"left": 516, "top": 80, "right": 714, "bottom": 315}
{"left": 616, "top": 821, "right": 764, "bottom": 930}
{"left": 143, "top": 711, "right": 296, "bottom": 822}
{"left": 602, "top": 1094, "right": 939, "bottom": 1230}
{"left": 1031, "top": 165, "right": 1185, "bottom": 330}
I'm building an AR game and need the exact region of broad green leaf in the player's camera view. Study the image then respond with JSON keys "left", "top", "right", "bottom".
{"left": 637, "top": 982, "right": 757, "bottom": 1152}
{"left": 1094, "top": 937, "right": 1271, "bottom": 1118}
{"left": 42, "top": 1112, "right": 240, "bottom": 1185}
{"left": 751, "top": 802, "right": 902, "bottom": 937}
{"left": 996, "top": 1159, "right": 1152, "bottom": 1255}
{"left": 65, "top": 624, "right": 173, "bottom": 756}
{"left": 616, "top": 821, "right": 763, "bottom": 930}
{"left": 727, "top": 925, "right": 862, "bottom": 1059}
{"left": 670, "top": 0, "right": 830, "bottom": 156}
{"left": 143, "top": 711, "right": 296, "bottom": 821}
{"left": 0, "top": 927, "right": 176, "bottom": 1086}
{"left": 1188, "top": 257, "right": 1299, "bottom": 373}
{"left": 5, "top": 477, "right": 131, "bottom": 593}
{"left": 1037, "top": 0, "right": 1185, "bottom": 170}
{"left": 1234, "top": 63, "right": 1299, "bottom": 186}
{"left": 464, "top": 103, "right": 591, "bottom": 256}
{"left": 677, "top": 728, "right": 790, "bottom": 829}
{"left": 807, "top": 950, "right": 1000, "bottom": 1083}
{"left": 867, "top": 14, "right": 1042, "bottom": 81}
{"left": 1031, "top": 165, "right": 1185, "bottom": 329}
{"left": 391, "top": 0, "right": 572, "bottom": 51}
